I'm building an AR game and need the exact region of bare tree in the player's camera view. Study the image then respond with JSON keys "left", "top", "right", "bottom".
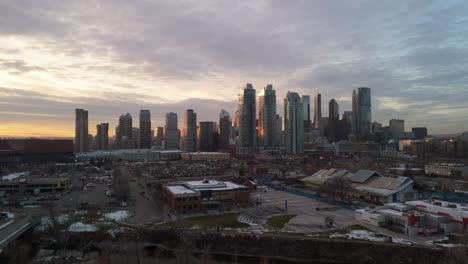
{"left": 113, "top": 167, "right": 130, "bottom": 203}
{"left": 319, "top": 176, "right": 353, "bottom": 203}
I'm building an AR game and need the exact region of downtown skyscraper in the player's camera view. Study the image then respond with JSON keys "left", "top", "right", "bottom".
{"left": 183, "top": 109, "right": 197, "bottom": 152}
{"left": 327, "top": 99, "right": 339, "bottom": 143}
{"left": 96, "top": 123, "right": 109, "bottom": 150}
{"left": 237, "top": 83, "right": 257, "bottom": 155}
{"left": 165, "top": 112, "right": 179, "bottom": 149}
{"left": 117, "top": 113, "right": 133, "bottom": 149}
{"left": 313, "top": 93, "right": 322, "bottom": 134}
{"left": 199, "top": 121, "right": 217, "bottom": 152}
{"left": 75, "top": 108, "right": 89, "bottom": 153}
{"left": 258, "top": 84, "right": 276, "bottom": 148}
{"left": 302, "top": 95, "right": 311, "bottom": 133}
{"left": 284, "top": 92, "right": 304, "bottom": 155}
{"left": 352, "top": 87, "right": 372, "bottom": 141}
{"left": 218, "top": 109, "right": 231, "bottom": 150}
{"left": 139, "top": 110, "right": 151, "bottom": 149}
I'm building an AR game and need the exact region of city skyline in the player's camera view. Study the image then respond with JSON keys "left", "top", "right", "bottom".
{"left": 1, "top": 1, "right": 468, "bottom": 137}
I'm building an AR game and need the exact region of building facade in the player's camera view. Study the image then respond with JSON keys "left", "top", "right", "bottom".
{"left": 284, "top": 92, "right": 304, "bottom": 155}
{"left": 327, "top": 99, "right": 339, "bottom": 143}
{"left": 199, "top": 121, "right": 217, "bottom": 152}
{"left": 165, "top": 112, "right": 179, "bottom": 149}
{"left": 139, "top": 110, "right": 152, "bottom": 149}
{"left": 219, "top": 109, "right": 231, "bottom": 150}
{"left": 237, "top": 83, "right": 257, "bottom": 155}
{"left": 313, "top": 93, "right": 322, "bottom": 132}
{"left": 352, "top": 87, "right": 372, "bottom": 141}
{"left": 183, "top": 109, "right": 197, "bottom": 152}
{"left": 75, "top": 108, "right": 89, "bottom": 153}
{"left": 96, "top": 123, "right": 109, "bottom": 150}
{"left": 258, "top": 84, "right": 276, "bottom": 148}
{"left": 117, "top": 113, "right": 134, "bottom": 149}
{"left": 390, "top": 119, "right": 405, "bottom": 139}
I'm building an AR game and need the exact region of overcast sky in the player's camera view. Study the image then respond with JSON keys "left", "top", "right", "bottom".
{"left": 1, "top": 0, "right": 467, "bottom": 137}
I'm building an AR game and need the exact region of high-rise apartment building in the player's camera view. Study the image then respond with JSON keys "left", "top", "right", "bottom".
{"left": 96, "top": 123, "right": 109, "bottom": 150}
{"left": 165, "top": 112, "right": 179, "bottom": 149}
{"left": 273, "top": 114, "right": 283, "bottom": 147}
{"left": 302, "top": 95, "right": 311, "bottom": 133}
{"left": 327, "top": 99, "right": 340, "bottom": 143}
{"left": 117, "top": 113, "right": 134, "bottom": 149}
{"left": 219, "top": 110, "right": 231, "bottom": 150}
{"left": 339, "top": 111, "right": 353, "bottom": 141}
{"left": 352, "top": 87, "right": 372, "bottom": 141}
{"left": 284, "top": 92, "right": 304, "bottom": 155}
{"left": 199, "top": 121, "right": 217, "bottom": 152}
{"left": 154, "top": 126, "right": 164, "bottom": 146}
{"left": 237, "top": 83, "right": 257, "bottom": 155}
{"left": 139, "top": 110, "right": 151, "bottom": 149}
{"left": 258, "top": 84, "right": 276, "bottom": 148}
{"left": 313, "top": 93, "right": 322, "bottom": 134}
{"left": 412, "top": 127, "right": 428, "bottom": 140}
{"left": 183, "top": 109, "right": 197, "bottom": 152}
{"left": 75, "top": 108, "right": 89, "bottom": 153}
{"left": 389, "top": 119, "right": 405, "bottom": 139}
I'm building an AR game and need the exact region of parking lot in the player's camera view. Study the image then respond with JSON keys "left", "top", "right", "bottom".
{"left": 258, "top": 188, "right": 355, "bottom": 233}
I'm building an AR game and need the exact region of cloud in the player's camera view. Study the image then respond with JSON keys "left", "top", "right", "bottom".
{"left": 0, "top": 0, "right": 468, "bottom": 136}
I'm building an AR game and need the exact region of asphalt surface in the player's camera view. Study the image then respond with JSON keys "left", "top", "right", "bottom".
{"left": 122, "top": 166, "right": 163, "bottom": 224}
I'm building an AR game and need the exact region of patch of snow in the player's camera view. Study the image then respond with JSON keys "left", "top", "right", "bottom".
{"left": 103, "top": 210, "right": 129, "bottom": 221}
{"left": 2, "top": 212, "right": 14, "bottom": 219}
{"left": 23, "top": 205, "right": 40, "bottom": 208}
{"left": 1, "top": 172, "right": 30, "bottom": 181}
{"left": 68, "top": 222, "right": 98, "bottom": 232}
{"left": 392, "top": 238, "right": 413, "bottom": 245}
{"left": 74, "top": 210, "right": 88, "bottom": 215}
{"left": 437, "top": 243, "right": 463, "bottom": 248}
{"left": 330, "top": 230, "right": 386, "bottom": 242}
{"left": 107, "top": 227, "right": 131, "bottom": 237}
{"left": 36, "top": 214, "right": 70, "bottom": 231}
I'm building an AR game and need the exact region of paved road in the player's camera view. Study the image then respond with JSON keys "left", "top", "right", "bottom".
{"left": 0, "top": 208, "right": 44, "bottom": 250}
{"left": 122, "top": 166, "right": 163, "bottom": 224}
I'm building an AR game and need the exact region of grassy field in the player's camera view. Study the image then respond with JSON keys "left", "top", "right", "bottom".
{"left": 266, "top": 214, "right": 297, "bottom": 229}
{"left": 162, "top": 213, "right": 249, "bottom": 229}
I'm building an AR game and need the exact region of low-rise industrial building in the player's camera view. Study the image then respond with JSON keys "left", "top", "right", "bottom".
{"left": 163, "top": 179, "right": 250, "bottom": 214}
{"left": 355, "top": 200, "right": 468, "bottom": 236}
{"left": 424, "top": 163, "right": 468, "bottom": 177}
{"left": 301, "top": 169, "right": 351, "bottom": 189}
{"left": 350, "top": 170, "right": 417, "bottom": 204}
{"left": 0, "top": 177, "right": 71, "bottom": 195}
{"left": 181, "top": 152, "right": 230, "bottom": 161}
{"left": 76, "top": 149, "right": 182, "bottom": 162}
{"left": 0, "top": 139, "right": 74, "bottom": 166}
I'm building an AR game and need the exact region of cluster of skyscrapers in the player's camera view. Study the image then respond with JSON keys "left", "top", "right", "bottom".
{"left": 74, "top": 85, "right": 374, "bottom": 155}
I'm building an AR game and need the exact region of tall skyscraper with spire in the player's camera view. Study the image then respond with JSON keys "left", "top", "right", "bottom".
{"left": 75, "top": 108, "right": 89, "bottom": 153}
{"left": 139, "top": 110, "right": 151, "bottom": 149}
{"left": 352, "top": 87, "right": 372, "bottom": 141}
{"left": 284, "top": 92, "right": 304, "bottom": 155}
{"left": 183, "top": 109, "right": 197, "bottom": 152}
{"left": 258, "top": 84, "right": 276, "bottom": 148}
{"left": 237, "top": 83, "right": 257, "bottom": 155}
